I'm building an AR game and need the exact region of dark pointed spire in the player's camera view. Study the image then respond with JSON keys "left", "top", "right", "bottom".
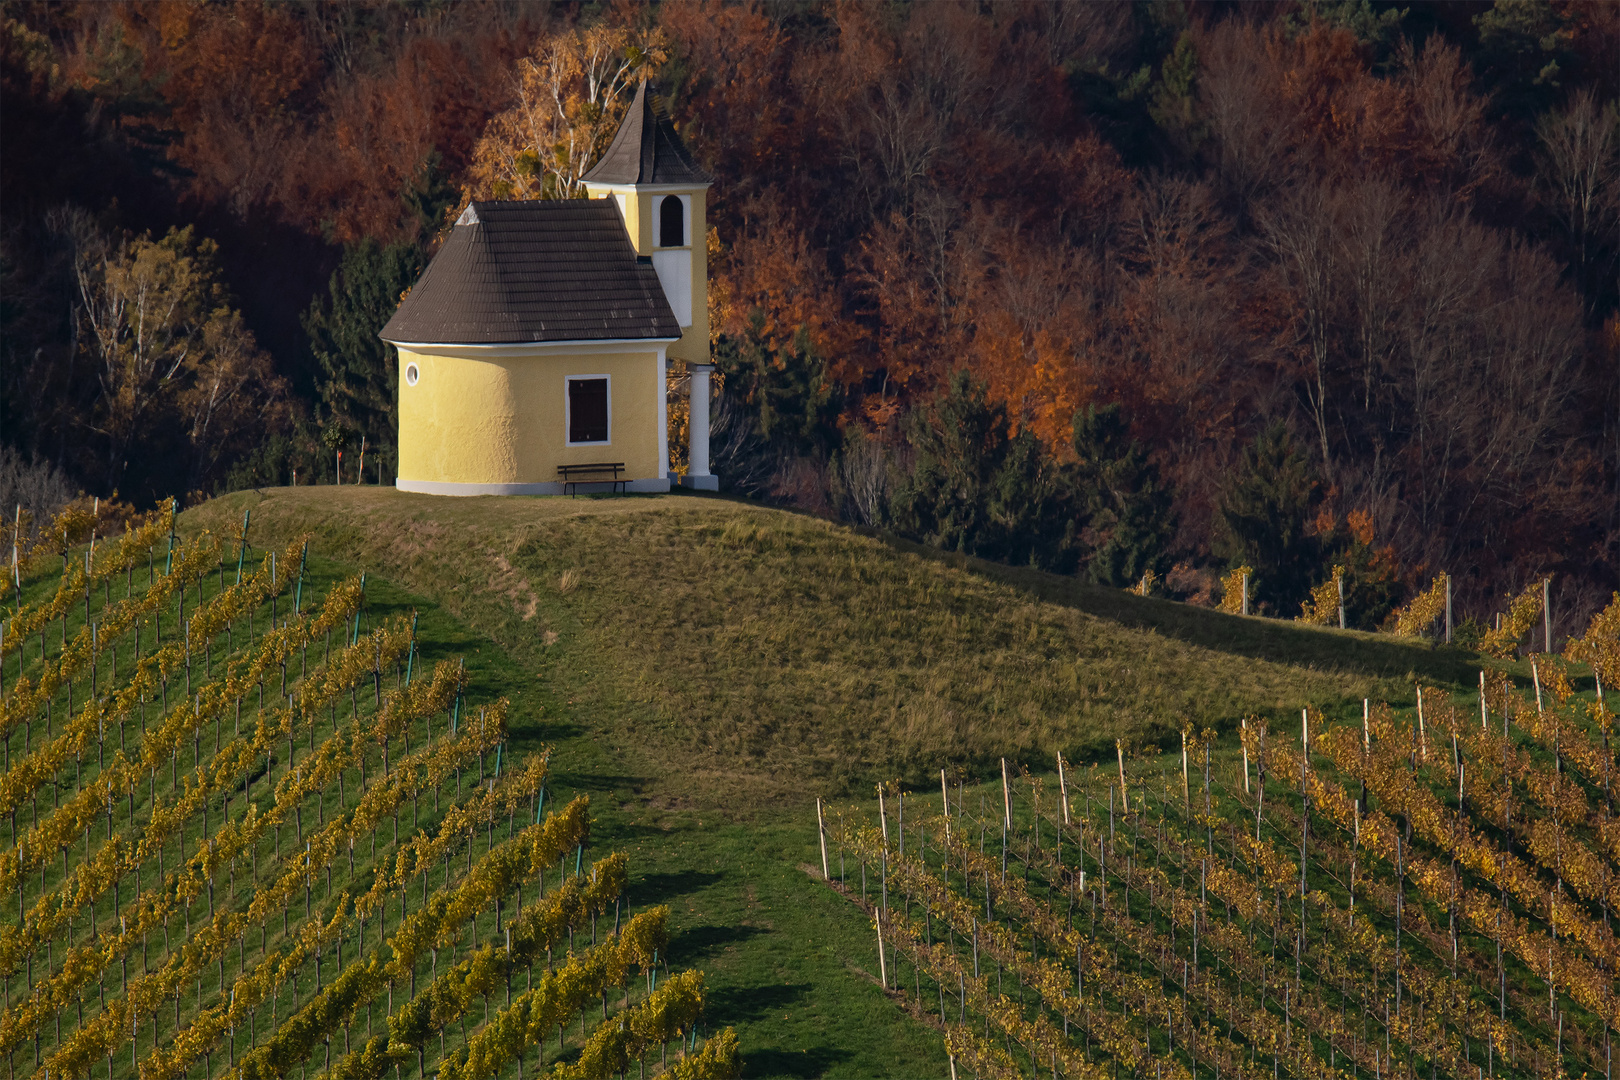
{"left": 583, "top": 80, "right": 712, "bottom": 186}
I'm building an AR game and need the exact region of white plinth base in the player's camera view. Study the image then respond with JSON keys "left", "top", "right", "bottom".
{"left": 678, "top": 474, "right": 719, "bottom": 491}
{"left": 396, "top": 477, "right": 671, "bottom": 497}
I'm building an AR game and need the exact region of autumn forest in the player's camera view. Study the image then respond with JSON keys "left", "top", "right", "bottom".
{"left": 2, "top": 0, "right": 1617, "bottom": 630}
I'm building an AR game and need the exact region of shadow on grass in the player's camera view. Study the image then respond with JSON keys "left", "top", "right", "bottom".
{"left": 707, "top": 981, "right": 809, "bottom": 1022}
{"left": 671, "top": 923, "right": 770, "bottom": 962}
{"left": 510, "top": 723, "right": 574, "bottom": 750}
{"left": 630, "top": 869, "right": 726, "bottom": 904}
{"left": 870, "top": 532, "right": 1482, "bottom": 688}
{"left": 548, "top": 768, "right": 644, "bottom": 793}
{"left": 740, "top": 1044, "right": 852, "bottom": 1079}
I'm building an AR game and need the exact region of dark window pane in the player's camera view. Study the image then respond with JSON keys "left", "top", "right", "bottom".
{"left": 569, "top": 378, "right": 608, "bottom": 442}
{"left": 660, "top": 195, "right": 683, "bottom": 247}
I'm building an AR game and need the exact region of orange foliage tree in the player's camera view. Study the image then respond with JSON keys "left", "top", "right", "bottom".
{"left": 462, "top": 23, "right": 669, "bottom": 205}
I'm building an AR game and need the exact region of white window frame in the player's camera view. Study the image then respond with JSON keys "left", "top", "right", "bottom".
{"left": 657, "top": 194, "right": 692, "bottom": 249}
{"left": 564, "top": 374, "right": 613, "bottom": 447}
{"left": 404, "top": 362, "right": 420, "bottom": 386}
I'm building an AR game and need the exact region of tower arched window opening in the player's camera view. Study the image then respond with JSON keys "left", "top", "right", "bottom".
{"left": 660, "top": 196, "right": 684, "bottom": 247}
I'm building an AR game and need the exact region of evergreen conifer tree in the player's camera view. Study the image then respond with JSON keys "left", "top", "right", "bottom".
{"left": 712, "top": 310, "right": 842, "bottom": 458}
{"left": 1071, "top": 403, "right": 1176, "bottom": 587}
{"left": 1216, "top": 422, "right": 1322, "bottom": 613}
{"left": 894, "top": 369, "right": 1076, "bottom": 571}
{"left": 303, "top": 238, "right": 423, "bottom": 476}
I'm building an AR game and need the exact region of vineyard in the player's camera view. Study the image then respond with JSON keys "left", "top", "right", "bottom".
{"left": 819, "top": 592, "right": 1619, "bottom": 1079}
{"left": 1, "top": 503, "right": 740, "bottom": 1080}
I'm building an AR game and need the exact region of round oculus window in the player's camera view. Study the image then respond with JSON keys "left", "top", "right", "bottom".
{"left": 404, "top": 362, "right": 420, "bottom": 386}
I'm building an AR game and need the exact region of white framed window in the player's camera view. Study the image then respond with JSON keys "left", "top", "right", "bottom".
{"left": 404, "top": 362, "right": 420, "bottom": 386}
{"left": 565, "top": 375, "right": 611, "bottom": 445}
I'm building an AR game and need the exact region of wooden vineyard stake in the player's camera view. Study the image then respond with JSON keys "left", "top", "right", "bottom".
{"left": 1179, "top": 728, "right": 1189, "bottom": 807}
{"left": 1532, "top": 659, "right": 1544, "bottom": 713}
{"left": 1363, "top": 699, "right": 1370, "bottom": 752}
{"left": 1416, "top": 686, "right": 1427, "bottom": 760}
{"left": 1480, "top": 671, "right": 1488, "bottom": 730}
{"left": 1445, "top": 573, "right": 1453, "bottom": 643}
{"left": 1115, "top": 740, "right": 1127, "bottom": 804}
{"left": 875, "top": 919, "right": 888, "bottom": 988}
{"left": 1240, "top": 719, "right": 1250, "bottom": 794}
{"left": 1056, "top": 753, "right": 1070, "bottom": 824}
{"left": 1543, "top": 577, "right": 1552, "bottom": 653}
{"left": 11, "top": 504, "right": 19, "bottom": 609}
{"left": 1000, "top": 758, "right": 1011, "bottom": 830}
{"left": 940, "top": 769, "right": 951, "bottom": 843}
{"left": 817, "top": 798, "right": 829, "bottom": 882}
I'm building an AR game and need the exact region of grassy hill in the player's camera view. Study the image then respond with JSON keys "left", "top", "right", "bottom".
{"left": 187, "top": 487, "right": 1470, "bottom": 806}
{"left": 167, "top": 486, "right": 1498, "bottom": 1077}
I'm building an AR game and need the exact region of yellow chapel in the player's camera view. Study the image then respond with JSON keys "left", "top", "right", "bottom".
{"left": 381, "top": 81, "right": 718, "bottom": 495}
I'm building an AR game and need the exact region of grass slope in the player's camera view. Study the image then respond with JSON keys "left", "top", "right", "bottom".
{"left": 178, "top": 487, "right": 1487, "bottom": 1078}
{"left": 188, "top": 488, "right": 1466, "bottom": 801}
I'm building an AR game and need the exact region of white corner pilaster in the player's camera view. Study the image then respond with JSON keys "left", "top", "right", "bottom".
{"left": 681, "top": 363, "right": 718, "bottom": 490}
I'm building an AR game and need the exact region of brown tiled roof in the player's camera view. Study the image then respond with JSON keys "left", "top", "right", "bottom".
{"left": 379, "top": 200, "right": 680, "bottom": 345}
{"left": 581, "top": 81, "right": 713, "bottom": 186}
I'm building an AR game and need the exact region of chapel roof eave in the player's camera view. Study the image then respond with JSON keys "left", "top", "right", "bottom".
{"left": 380, "top": 335, "right": 681, "bottom": 351}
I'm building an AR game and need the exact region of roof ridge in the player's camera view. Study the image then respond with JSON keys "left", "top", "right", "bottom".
{"left": 466, "top": 214, "right": 516, "bottom": 327}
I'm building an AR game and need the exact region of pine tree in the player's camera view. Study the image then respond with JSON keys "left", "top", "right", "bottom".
{"left": 712, "top": 309, "right": 842, "bottom": 458}
{"left": 1071, "top": 403, "right": 1176, "bottom": 588}
{"left": 1216, "top": 422, "right": 1322, "bottom": 613}
{"left": 304, "top": 238, "right": 423, "bottom": 474}
{"left": 894, "top": 369, "right": 1076, "bottom": 571}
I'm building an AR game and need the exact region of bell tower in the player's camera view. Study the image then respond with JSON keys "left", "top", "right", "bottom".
{"left": 582, "top": 81, "right": 712, "bottom": 368}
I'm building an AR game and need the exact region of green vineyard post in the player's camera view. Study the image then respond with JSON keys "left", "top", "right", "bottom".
{"left": 404, "top": 612, "right": 418, "bottom": 685}
{"left": 880, "top": 847, "right": 887, "bottom": 915}
{"left": 352, "top": 573, "right": 367, "bottom": 645}
{"left": 165, "top": 497, "right": 177, "bottom": 575}
{"left": 294, "top": 542, "right": 307, "bottom": 615}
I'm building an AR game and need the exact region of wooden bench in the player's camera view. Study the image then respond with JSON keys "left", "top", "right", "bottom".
{"left": 557, "top": 462, "right": 626, "bottom": 496}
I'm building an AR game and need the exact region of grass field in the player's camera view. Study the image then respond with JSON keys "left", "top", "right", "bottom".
{"left": 164, "top": 486, "right": 1508, "bottom": 1077}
